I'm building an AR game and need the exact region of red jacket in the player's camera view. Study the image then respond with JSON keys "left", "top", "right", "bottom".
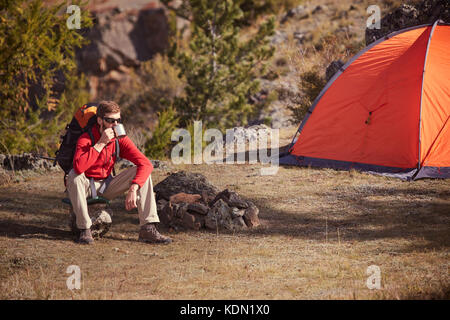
{"left": 73, "top": 124, "right": 153, "bottom": 187}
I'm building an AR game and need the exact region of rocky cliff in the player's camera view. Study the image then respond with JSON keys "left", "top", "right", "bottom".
{"left": 77, "top": 0, "right": 170, "bottom": 99}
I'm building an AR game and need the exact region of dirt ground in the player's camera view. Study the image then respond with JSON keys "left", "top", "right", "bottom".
{"left": 0, "top": 127, "right": 449, "bottom": 300}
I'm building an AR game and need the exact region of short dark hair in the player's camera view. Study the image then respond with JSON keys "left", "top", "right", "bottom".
{"left": 97, "top": 101, "right": 120, "bottom": 119}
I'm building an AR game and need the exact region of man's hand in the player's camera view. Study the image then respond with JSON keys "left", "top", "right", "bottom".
{"left": 94, "top": 128, "right": 115, "bottom": 152}
{"left": 125, "top": 184, "right": 139, "bottom": 211}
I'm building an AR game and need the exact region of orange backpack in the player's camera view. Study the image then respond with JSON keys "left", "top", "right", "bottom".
{"left": 55, "top": 103, "right": 120, "bottom": 184}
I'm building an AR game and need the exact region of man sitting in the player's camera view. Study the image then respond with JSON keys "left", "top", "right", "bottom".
{"left": 66, "top": 100, "right": 172, "bottom": 245}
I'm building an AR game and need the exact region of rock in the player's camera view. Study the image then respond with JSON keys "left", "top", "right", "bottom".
{"left": 312, "top": 5, "right": 325, "bottom": 14}
{"left": 205, "top": 199, "right": 234, "bottom": 231}
{"left": 1, "top": 153, "right": 58, "bottom": 171}
{"left": 275, "top": 80, "right": 301, "bottom": 103}
{"left": 365, "top": 0, "right": 450, "bottom": 46}
{"left": 270, "top": 30, "right": 288, "bottom": 44}
{"left": 243, "top": 204, "right": 260, "bottom": 228}
{"left": 417, "top": 0, "right": 450, "bottom": 23}
{"left": 249, "top": 78, "right": 300, "bottom": 129}
{"left": 221, "top": 125, "right": 273, "bottom": 148}
{"left": 173, "top": 203, "right": 188, "bottom": 219}
{"left": 228, "top": 192, "right": 249, "bottom": 208}
{"left": 154, "top": 171, "right": 219, "bottom": 201}
{"left": 293, "top": 31, "right": 311, "bottom": 44}
{"left": 170, "top": 192, "right": 202, "bottom": 204}
{"left": 157, "top": 200, "right": 207, "bottom": 230}
{"left": 280, "top": 5, "right": 309, "bottom": 24}
{"left": 151, "top": 160, "right": 169, "bottom": 170}
{"left": 158, "top": 201, "right": 174, "bottom": 226}
{"left": 182, "top": 212, "right": 201, "bottom": 230}
{"left": 365, "top": 4, "right": 418, "bottom": 45}
{"left": 69, "top": 203, "right": 113, "bottom": 239}
{"left": 156, "top": 199, "right": 168, "bottom": 212}
{"left": 201, "top": 190, "right": 215, "bottom": 204}
{"left": 75, "top": 3, "right": 169, "bottom": 99}
{"left": 77, "top": 6, "right": 169, "bottom": 76}
{"left": 119, "top": 159, "right": 168, "bottom": 170}
{"left": 90, "top": 209, "right": 113, "bottom": 239}
{"left": 231, "top": 207, "right": 245, "bottom": 218}
{"left": 232, "top": 216, "right": 247, "bottom": 229}
{"left": 187, "top": 202, "right": 209, "bottom": 215}
{"left": 211, "top": 189, "right": 249, "bottom": 209}
{"left": 325, "top": 60, "right": 345, "bottom": 82}
{"left": 154, "top": 173, "right": 260, "bottom": 231}
{"left": 119, "top": 159, "right": 134, "bottom": 169}
{"left": 191, "top": 213, "right": 206, "bottom": 228}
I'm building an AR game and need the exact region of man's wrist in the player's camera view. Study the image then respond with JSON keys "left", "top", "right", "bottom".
{"left": 129, "top": 183, "right": 139, "bottom": 192}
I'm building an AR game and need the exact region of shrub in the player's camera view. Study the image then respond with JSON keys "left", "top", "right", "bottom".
{"left": 0, "top": 0, "right": 92, "bottom": 154}
{"left": 288, "top": 68, "right": 326, "bottom": 124}
{"left": 116, "top": 54, "right": 184, "bottom": 130}
{"left": 144, "top": 107, "right": 180, "bottom": 159}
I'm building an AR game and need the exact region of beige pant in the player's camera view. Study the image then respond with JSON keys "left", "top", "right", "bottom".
{"left": 66, "top": 167, "right": 159, "bottom": 229}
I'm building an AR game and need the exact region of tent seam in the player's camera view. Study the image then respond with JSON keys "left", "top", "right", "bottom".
{"left": 417, "top": 20, "right": 440, "bottom": 171}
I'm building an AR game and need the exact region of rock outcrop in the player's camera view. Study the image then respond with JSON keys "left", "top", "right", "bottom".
{"left": 0, "top": 153, "right": 58, "bottom": 171}
{"left": 365, "top": 0, "right": 450, "bottom": 45}
{"left": 76, "top": 1, "right": 169, "bottom": 99}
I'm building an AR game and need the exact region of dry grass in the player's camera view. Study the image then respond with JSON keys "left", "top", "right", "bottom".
{"left": 0, "top": 127, "right": 448, "bottom": 300}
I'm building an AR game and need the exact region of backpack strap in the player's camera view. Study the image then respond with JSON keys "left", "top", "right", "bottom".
{"left": 98, "top": 174, "right": 113, "bottom": 195}
{"left": 87, "top": 127, "right": 95, "bottom": 147}
{"left": 115, "top": 139, "right": 120, "bottom": 161}
{"left": 89, "top": 177, "right": 97, "bottom": 199}
{"left": 112, "top": 138, "right": 121, "bottom": 177}
{"left": 86, "top": 126, "right": 121, "bottom": 177}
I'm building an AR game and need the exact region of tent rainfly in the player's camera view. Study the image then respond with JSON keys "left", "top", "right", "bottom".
{"left": 280, "top": 20, "right": 450, "bottom": 180}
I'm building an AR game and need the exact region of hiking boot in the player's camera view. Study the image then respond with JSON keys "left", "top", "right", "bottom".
{"left": 138, "top": 223, "right": 172, "bottom": 244}
{"left": 78, "top": 228, "right": 94, "bottom": 245}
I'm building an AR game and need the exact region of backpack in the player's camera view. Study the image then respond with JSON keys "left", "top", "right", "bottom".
{"left": 55, "top": 102, "right": 120, "bottom": 185}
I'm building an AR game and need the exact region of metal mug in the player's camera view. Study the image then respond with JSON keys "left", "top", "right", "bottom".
{"left": 113, "top": 123, "right": 126, "bottom": 138}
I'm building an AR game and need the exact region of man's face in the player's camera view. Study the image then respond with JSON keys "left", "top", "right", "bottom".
{"left": 98, "top": 111, "right": 121, "bottom": 133}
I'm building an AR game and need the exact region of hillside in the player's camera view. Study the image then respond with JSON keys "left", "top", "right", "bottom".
{"left": 61, "top": 0, "right": 409, "bottom": 131}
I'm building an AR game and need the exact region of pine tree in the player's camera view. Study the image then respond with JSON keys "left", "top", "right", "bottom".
{"left": 164, "top": 0, "right": 275, "bottom": 129}
{"left": 0, "top": 0, "right": 92, "bottom": 154}
{"left": 144, "top": 106, "right": 180, "bottom": 159}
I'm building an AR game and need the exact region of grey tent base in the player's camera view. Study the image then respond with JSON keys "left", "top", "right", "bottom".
{"left": 279, "top": 154, "right": 423, "bottom": 180}
{"left": 414, "top": 166, "right": 450, "bottom": 179}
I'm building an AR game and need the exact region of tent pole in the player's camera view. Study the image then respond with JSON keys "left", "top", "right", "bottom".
{"left": 417, "top": 20, "right": 441, "bottom": 173}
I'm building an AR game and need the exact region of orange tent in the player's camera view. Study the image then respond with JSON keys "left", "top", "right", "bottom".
{"left": 280, "top": 21, "right": 450, "bottom": 180}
